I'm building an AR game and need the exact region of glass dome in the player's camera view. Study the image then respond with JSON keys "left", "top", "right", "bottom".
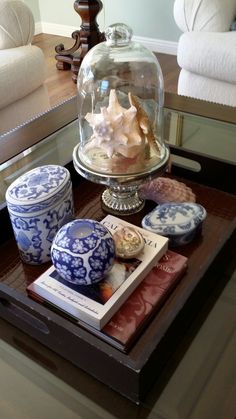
{"left": 73, "top": 23, "right": 169, "bottom": 214}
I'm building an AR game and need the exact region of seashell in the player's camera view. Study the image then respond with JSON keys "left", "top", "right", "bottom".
{"left": 139, "top": 177, "right": 196, "bottom": 204}
{"left": 85, "top": 89, "right": 145, "bottom": 159}
{"left": 113, "top": 226, "right": 145, "bottom": 259}
{"left": 129, "top": 92, "right": 160, "bottom": 156}
{"left": 128, "top": 92, "right": 150, "bottom": 135}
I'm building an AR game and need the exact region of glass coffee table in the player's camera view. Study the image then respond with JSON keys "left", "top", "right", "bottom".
{"left": 0, "top": 94, "right": 235, "bottom": 417}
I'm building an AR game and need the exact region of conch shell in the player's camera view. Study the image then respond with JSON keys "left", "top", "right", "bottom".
{"left": 128, "top": 92, "right": 160, "bottom": 155}
{"left": 139, "top": 177, "right": 196, "bottom": 204}
{"left": 85, "top": 89, "right": 159, "bottom": 159}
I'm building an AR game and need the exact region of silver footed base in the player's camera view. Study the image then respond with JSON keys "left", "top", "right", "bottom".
{"left": 102, "top": 187, "right": 145, "bottom": 215}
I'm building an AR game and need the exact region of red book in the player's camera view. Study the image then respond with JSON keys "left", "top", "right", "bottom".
{"left": 80, "top": 249, "right": 188, "bottom": 352}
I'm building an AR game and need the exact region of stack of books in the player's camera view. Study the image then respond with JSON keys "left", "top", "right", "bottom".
{"left": 27, "top": 215, "right": 188, "bottom": 353}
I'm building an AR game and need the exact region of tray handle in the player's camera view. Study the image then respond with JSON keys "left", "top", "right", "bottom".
{"left": 0, "top": 295, "right": 50, "bottom": 335}
{"left": 0, "top": 284, "right": 68, "bottom": 344}
{"left": 170, "top": 145, "right": 236, "bottom": 193}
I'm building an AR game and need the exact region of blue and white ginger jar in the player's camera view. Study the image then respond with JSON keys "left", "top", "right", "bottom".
{"left": 6, "top": 165, "right": 74, "bottom": 264}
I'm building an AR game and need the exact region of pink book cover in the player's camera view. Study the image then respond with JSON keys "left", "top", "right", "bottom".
{"left": 28, "top": 249, "right": 188, "bottom": 352}
{"left": 100, "top": 249, "right": 188, "bottom": 351}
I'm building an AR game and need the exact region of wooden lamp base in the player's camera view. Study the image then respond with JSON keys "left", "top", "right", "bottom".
{"left": 55, "top": 0, "right": 105, "bottom": 83}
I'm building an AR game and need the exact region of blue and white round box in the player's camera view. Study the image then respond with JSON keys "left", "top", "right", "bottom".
{"left": 142, "top": 202, "right": 207, "bottom": 247}
{"left": 5, "top": 165, "right": 74, "bottom": 264}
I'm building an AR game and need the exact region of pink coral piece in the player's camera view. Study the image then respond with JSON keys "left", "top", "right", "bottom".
{"left": 139, "top": 177, "right": 196, "bottom": 204}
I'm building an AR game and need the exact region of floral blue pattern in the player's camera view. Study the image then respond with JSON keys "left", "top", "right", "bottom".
{"left": 142, "top": 202, "right": 207, "bottom": 247}
{"left": 51, "top": 219, "right": 116, "bottom": 285}
{"left": 8, "top": 165, "right": 68, "bottom": 202}
{"left": 6, "top": 165, "right": 74, "bottom": 265}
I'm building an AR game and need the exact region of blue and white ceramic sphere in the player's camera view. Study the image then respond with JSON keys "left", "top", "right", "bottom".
{"left": 5, "top": 165, "right": 74, "bottom": 264}
{"left": 51, "top": 219, "right": 116, "bottom": 285}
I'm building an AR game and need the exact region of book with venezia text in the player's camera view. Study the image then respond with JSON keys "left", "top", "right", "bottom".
{"left": 27, "top": 215, "right": 168, "bottom": 330}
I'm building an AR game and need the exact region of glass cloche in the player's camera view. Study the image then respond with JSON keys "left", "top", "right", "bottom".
{"left": 73, "top": 23, "right": 169, "bottom": 214}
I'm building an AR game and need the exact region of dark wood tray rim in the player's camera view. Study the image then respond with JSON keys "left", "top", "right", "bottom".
{"left": 0, "top": 171, "right": 235, "bottom": 402}
{"left": 0, "top": 93, "right": 236, "bottom": 402}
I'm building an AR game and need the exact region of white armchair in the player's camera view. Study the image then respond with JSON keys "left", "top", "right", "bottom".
{"left": 0, "top": 0, "right": 50, "bottom": 134}
{"left": 173, "top": 0, "right": 236, "bottom": 106}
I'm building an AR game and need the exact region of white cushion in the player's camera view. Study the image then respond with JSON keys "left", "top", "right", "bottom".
{"left": 0, "top": 85, "right": 50, "bottom": 134}
{"left": 0, "top": 45, "right": 47, "bottom": 110}
{"left": 0, "top": 0, "right": 34, "bottom": 49}
{"left": 177, "top": 31, "right": 236, "bottom": 84}
{"left": 178, "top": 69, "right": 236, "bottom": 106}
{"left": 174, "top": 0, "right": 236, "bottom": 32}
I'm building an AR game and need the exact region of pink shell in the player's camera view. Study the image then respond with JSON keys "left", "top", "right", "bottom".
{"left": 139, "top": 177, "right": 196, "bottom": 204}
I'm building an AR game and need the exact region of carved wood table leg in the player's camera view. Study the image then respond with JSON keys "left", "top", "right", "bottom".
{"left": 55, "top": 0, "right": 105, "bottom": 83}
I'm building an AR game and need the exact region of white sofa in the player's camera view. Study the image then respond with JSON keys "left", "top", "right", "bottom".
{"left": 173, "top": 0, "right": 236, "bottom": 106}
{"left": 0, "top": 0, "right": 50, "bottom": 135}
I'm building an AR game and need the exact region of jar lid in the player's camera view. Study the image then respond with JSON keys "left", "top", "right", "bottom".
{"left": 6, "top": 165, "right": 71, "bottom": 207}
{"left": 142, "top": 202, "right": 207, "bottom": 236}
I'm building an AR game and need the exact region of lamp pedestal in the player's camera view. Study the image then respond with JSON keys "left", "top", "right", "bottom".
{"left": 55, "top": 0, "right": 105, "bottom": 83}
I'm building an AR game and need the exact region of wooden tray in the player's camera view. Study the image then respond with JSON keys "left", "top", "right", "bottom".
{"left": 0, "top": 167, "right": 236, "bottom": 403}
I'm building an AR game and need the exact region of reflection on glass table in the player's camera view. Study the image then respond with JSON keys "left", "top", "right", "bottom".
{"left": 1, "top": 100, "right": 235, "bottom": 209}
{"left": 0, "top": 94, "right": 236, "bottom": 418}
{"left": 164, "top": 109, "right": 236, "bottom": 164}
{"left": 0, "top": 121, "right": 78, "bottom": 209}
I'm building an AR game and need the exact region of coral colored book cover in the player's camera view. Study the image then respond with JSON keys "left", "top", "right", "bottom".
{"left": 99, "top": 249, "right": 188, "bottom": 351}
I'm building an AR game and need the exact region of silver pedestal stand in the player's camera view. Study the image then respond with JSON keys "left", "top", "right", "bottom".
{"left": 73, "top": 143, "right": 170, "bottom": 215}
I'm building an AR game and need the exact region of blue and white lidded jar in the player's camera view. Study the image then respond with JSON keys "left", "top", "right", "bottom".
{"left": 5, "top": 165, "right": 74, "bottom": 264}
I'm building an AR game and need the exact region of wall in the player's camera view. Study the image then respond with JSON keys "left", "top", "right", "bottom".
{"left": 103, "top": 0, "right": 180, "bottom": 41}
{"left": 25, "top": 0, "right": 181, "bottom": 54}
{"left": 24, "top": 0, "right": 41, "bottom": 22}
